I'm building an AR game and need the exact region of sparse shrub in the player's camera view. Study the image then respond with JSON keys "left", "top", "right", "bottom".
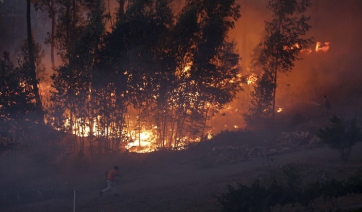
{"left": 321, "top": 178, "right": 347, "bottom": 207}
{"left": 218, "top": 165, "right": 362, "bottom": 212}
{"left": 217, "top": 181, "right": 267, "bottom": 212}
{"left": 300, "top": 181, "right": 322, "bottom": 208}
{"left": 317, "top": 116, "right": 362, "bottom": 161}
{"left": 218, "top": 164, "right": 304, "bottom": 212}
{"left": 345, "top": 171, "right": 362, "bottom": 194}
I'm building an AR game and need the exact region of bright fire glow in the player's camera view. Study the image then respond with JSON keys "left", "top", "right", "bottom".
{"left": 247, "top": 74, "right": 258, "bottom": 85}
{"left": 283, "top": 43, "right": 301, "bottom": 50}
{"left": 315, "top": 42, "right": 330, "bottom": 52}
{"left": 299, "top": 41, "right": 330, "bottom": 54}
{"left": 207, "top": 132, "right": 213, "bottom": 140}
{"left": 126, "top": 130, "right": 157, "bottom": 153}
{"left": 62, "top": 116, "right": 212, "bottom": 153}
{"left": 64, "top": 118, "right": 101, "bottom": 137}
{"left": 277, "top": 108, "right": 283, "bottom": 113}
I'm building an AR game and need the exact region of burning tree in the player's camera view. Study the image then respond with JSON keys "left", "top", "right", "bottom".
{"left": 27, "top": 0, "right": 45, "bottom": 125}
{"left": 49, "top": 0, "right": 242, "bottom": 154}
{"left": 243, "top": 70, "right": 275, "bottom": 128}
{"left": 34, "top": 0, "right": 59, "bottom": 69}
{"left": 50, "top": 0, "right": 111, "bottom": 156}
{"left": 147, "top": 0, "right": 242, "bottom": 149}
{"left": 245, "top": 0, "right": 313, "bottom": 127}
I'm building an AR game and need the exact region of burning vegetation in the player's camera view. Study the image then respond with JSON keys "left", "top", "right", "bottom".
{"left": 0, "top": 0, "right": 352, "bottom": 159}
{"left": 2, "top": 0, "right": 362, "bottom": 211}
{"left": 0, "top": 0, "right": 360, "bottom": 159}
{"left": 1, "top": 0, "right": 244, "bottom": 155}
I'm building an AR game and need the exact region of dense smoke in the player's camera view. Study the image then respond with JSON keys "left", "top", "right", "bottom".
{"left": 273, "top": 0, "right": 362, "bottom": 119}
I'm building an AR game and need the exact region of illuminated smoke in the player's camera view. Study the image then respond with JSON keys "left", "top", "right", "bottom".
{"left": 4, "top": 0, "right": 362, "bottom": 153}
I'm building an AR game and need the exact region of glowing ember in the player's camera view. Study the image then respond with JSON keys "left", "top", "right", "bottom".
{"left": 277, "top": 108, "right": 283, "bottom": 113}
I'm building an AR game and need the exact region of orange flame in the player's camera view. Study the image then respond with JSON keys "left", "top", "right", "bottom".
{"left": 126, "top": 130, "right": 158, "bottom": 153}
{"left": 315, "top": 42, "right": 330, "bottom": 52}
{"left": 283, "top": 43, "right": 301, "bottom": 51}
{"left": 247, "top": 73, "right": 258, "bottom": 85}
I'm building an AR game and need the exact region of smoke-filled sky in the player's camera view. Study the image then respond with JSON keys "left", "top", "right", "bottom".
{"left": 1, "top": 0, "right": 362, "bottom": 130}
{"left": 210, "top": 0, "right": 362, "bottom": 130}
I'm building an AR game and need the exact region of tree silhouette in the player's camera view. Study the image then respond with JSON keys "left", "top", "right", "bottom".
{"left": 34, "top": 0, "right": 59, "bottom": 69}
{"left": 47, "top": 0, "right": 242, "bottom": 153}
{"left": 0, "top": 50, "right": 39, "bottom": 145}
{"left": 172, "top": 0, "right": 241, "bottom": 144}
{"left": 50, "top": 0, "right": 111, "bottom": 155}
{"left": 27, "top": 0, "right": 44, "bottom": 125}
{"left": 244, "top": 69, "right": 275, "bottom": 128}
{"left": 249, "top": 0, "right": 313, "bottom": 123}
{"left": 318, "top": 116, "right": 362, "bottom": 161}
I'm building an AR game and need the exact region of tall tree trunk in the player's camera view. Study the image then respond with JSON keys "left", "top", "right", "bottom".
{"left": 107, "top": 0, "right": 113, "bottom": 27}
{"left": 27, "top": 0, "right": 44, "bottom": 125}
{"left": 50, "top": 0, "right": 56, "bottom": 69}
{"left": 118, "top": 0, "right": 125, "bottom": 16}
{"left": 73, "top": 0, "right": 76, "bottom": 32}
{"left": 201, "top": 104, "right": 210, "bottom": 140}
{"left": 161, "top": 109, "right": 167, "bottom": 148}
{"left": 272, "top": 19, "right": 283, "bottom": 120}
{"left": 272, "top": 64, "right": 277, "bottom": 120}
{"left": 138, "top": 104, "right": 141, "bottom": 147}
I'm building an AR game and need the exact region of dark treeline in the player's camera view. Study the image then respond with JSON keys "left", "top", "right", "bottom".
{"left": 243, "top": 0, "right": 313, "bottom": 128}
{"left": 0, "top": 0, "right": 242, "bottom": 159}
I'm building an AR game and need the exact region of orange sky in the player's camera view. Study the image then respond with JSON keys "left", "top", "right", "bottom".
{"left": 37, "top": 0, "right": 362, "bottom": 131}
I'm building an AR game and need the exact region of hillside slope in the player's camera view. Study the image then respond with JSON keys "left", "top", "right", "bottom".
{"left": 3, "top": 143, "right": 362, "bottom": 212}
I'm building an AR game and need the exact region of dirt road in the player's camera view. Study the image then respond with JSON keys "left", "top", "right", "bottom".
{"left": 3, "top": 144, "right": 362, "bottom": 212}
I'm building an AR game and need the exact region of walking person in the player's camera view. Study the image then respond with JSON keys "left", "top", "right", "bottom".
{"left": 100, "top": 166, "right": 120, "bottom": 197}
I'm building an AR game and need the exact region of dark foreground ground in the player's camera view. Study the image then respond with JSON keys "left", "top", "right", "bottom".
{"left": 2, "top": 142, "right": 362, "bottom": 212}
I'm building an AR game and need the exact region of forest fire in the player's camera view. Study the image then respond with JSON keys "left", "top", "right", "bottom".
{"left": 3, "top": 0, "right": 362, "bottom": 211}
{"left": 48, "top": 37, "right": 330, "bottom": 154}
{"left": 64, "top": 117, "right": 159, "bottom": 153}
{"left": 61, "top": 112, "right": 215, "bottom": 153}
